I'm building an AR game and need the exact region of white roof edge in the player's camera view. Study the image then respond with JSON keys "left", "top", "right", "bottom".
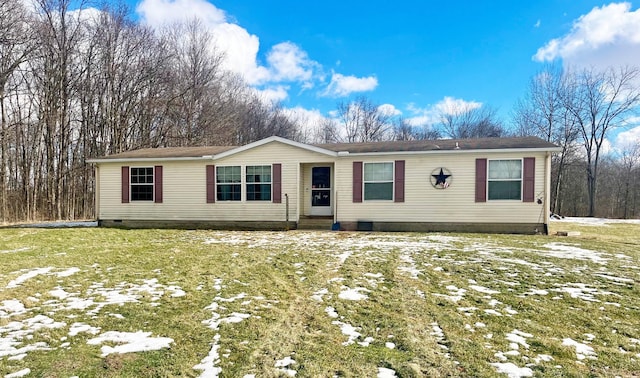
{"left": 343, "top": 147, "right": 562, "bottom": 157}
{"left": 212, "top": 136, "right": 338, "bottom": 159}
{"left": 87, "top": 156, "right": 209, "bottom": 164}
{"left": 87, "top": 139, "right": 561, "bottom": 163}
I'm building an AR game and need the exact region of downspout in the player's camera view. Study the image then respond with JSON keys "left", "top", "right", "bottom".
{"left": 95, "top": 165, "right": 101, "bottom": 226}
{"left": 544, "top": 152, "right": 551, "bottom": 235}
{"left": 285, "top": 193, "right": 289, "bottom": 230}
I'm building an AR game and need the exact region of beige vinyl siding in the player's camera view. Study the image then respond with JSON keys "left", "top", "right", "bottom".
{"left": 334, "top": 151, "right": 548, "bottom": 224}
{"left": 98, "top": 141, "right": 334, "bottom": 221}
{"left": 96, "top": 139, "right": 551, "bottom": 226}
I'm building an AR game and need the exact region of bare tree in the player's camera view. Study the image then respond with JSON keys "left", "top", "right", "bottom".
{"left": 0, "top": 0, "right": 34, "bottom": 222}
{"left": 336, "top": 96, "right": 392, "bottom": 143}
{"left": 161, "top": 18, "right": 226, "bottom": 146}
{"left": 439, "top": 105, "right": 505, "bottom": 139}
{"left": 615, "top": 142, "right": 640, "bottom": 219}
{"left": 391, "top": 118, "right": 441, "bottom": 141}
{"left": 311, "top": 118, "right": 339, "bottom": 144}
{"left": 563, "top": 66, "right": 640, "bottom": 217}
{"left": 514, "top": 65, "right": 581, "bottom": 214}
{"left": 392, "top": 118, "right": 415, "bottom": 141}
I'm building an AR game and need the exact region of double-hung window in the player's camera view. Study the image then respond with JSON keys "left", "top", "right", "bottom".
{"left": 364, "top": 162, "right": 393, "bottom": 200}
{"left": 130, "top": 167, "right": 154, "bottom": 201}
{"left": 216, "top": 166, "right": 241, "bottom": 201}
{"left": 246, "top": 165, "right": 271, "bottom": 201}
{"left": 488, "top": 159, "right": 522, "bottom": 200}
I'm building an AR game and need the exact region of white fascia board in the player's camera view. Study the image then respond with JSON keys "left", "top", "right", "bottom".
{"left": 341, "top": 147, "right": 562, "bottom": 157}
{"left": 212, "top": 136, "right": 338, "bottom": 160}
{"left": 86, "top": 156, "right": 209, "bottom": 164}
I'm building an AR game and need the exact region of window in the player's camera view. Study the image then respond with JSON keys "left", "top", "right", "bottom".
{"left": 246, "top": 165, "right": 271, "bottom": 201}
{"left": 488, "top": 159, "right": 522, "bottom": 200}
{"left": 216, "top": 166, "right": 241, "bottom": 201}
{"left": 130, "top": 167, "right": 154, "bottom": 201}
{"left": 364, "top": 162, "right": 393, "bottom": 200}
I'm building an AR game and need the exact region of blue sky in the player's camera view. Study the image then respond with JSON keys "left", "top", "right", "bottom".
{"left": 121, "top": 0, "right": 640, "bottom": 147}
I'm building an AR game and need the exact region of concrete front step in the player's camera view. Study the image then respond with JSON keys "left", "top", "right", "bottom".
{"left": 297, "top": 217, "right": 335, "bottom": 230}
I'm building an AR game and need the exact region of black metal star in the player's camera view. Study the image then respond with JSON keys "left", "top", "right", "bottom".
{"left": 432, "top": 168, "right": 451, "bottom": 186}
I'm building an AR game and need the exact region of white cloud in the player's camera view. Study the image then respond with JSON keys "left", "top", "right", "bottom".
{"left": 137, "top": 0, "right": 321, "bottom": 87}
{"left": 434, "top": 96, "right": 482, "bottom": 115}
{"left": 534, "top": 19, "right": 541, "bottom": 28}
{"left": 267, "top": 42, "right": 320, "bottom": 85}
{"left": 252, "top": 85, "right": 289, "bottom": 104}
{"left": 282, "top": 106, "right": 329, "bottom": 139}
{"left": 137, "top": 0, "right": 270, "bottom": 84}
{"left": 615, "top": 122, "right": 640, "bottom": 150}
{"left": 534, "top": 3, "right": 640, "bottom": 69}
{"left": 136, "top": 0, "right": 226, "bottom": 26}
{"left": 406, "top": 97, "right": 482, "bottom": 126}
{"left": 322, "top": 72, "right": 378, "bottom": 97}
{"left": 377, "top": 104, "right": 402, "bottom": 117}
{"left": 212, "top": 23, "right": 271, "bottom": 84}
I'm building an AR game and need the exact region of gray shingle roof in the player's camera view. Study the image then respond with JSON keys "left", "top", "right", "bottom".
{"left": 316, "top": 136, "right": 559, "bottom": 153}
{"left": 90, "top": 136, "right": 559, "bottom": 161}
{"left": 93, "top": 145, "right": 236, "bottom": 160}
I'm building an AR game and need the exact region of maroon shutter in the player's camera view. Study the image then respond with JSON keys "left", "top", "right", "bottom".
{"left": 206, "top": 165, "right": 215, "bottom": 203}
{"left": 272, "top": 163, "right": 282, "bottom": 203}
{"left": 154, "top": 166, "right": 163, "bottom": 203}
{"left": 475, "top": 158, "right": 487, "bottom": 202}
{"left": 394, "top": 160, "right": 405, "bottom": 202}
{"left": 353, "top": 161, "right": 363, "bottom": 203}
{"left": 121, "top": 166, "right": 130, "bottom": 203}
{"left": 523, "top": 157, "right": 535, "bottom": 202}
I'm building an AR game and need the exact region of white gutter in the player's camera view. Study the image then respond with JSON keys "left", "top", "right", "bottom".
{"left": 340, "top": 147, "right": 562, "bottom": 157}
{"left": 86, "top": 156, "right": 213, "bottom": 164}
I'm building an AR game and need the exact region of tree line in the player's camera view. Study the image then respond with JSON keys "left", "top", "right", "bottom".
{"left": 1, "top": 0, "right": 639, "bottom": 223}
{"left": 0, "top": 0, "right": 300, "bottom": 223}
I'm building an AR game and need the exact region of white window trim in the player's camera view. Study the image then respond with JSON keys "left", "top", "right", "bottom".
{"left": 215, "top": 165, "right": 242, "bottom": 202}
{"left": 487, "top": 158, "right": 523, "bottom": 201}
{"left": 130, "top": 166, "right": 154, "bottom": 202}
{"left": 246, "top": 164, "right": 273, "bottom": 202}
{"left": 213, "top": 164, "right": 275, "bottom": 203}
{"left": 363, "top": 161, "right": 395, "bottom": 201}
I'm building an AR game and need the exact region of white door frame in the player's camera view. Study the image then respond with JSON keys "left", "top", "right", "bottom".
{"left": 310, "top": 165, "right": 333, "bottom": 216}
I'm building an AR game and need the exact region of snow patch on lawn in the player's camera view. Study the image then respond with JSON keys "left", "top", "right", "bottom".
{"left": 4, "top": 368, "right": 31, "bottom": 378}
{"left": 332, "top": 320, "right": 362, "bottom": 346}
{"left": 506, "top": 330, "right": 533, "bottom": 350}
{"left": 553, "top": 217, "right": 640, "bottom": 226}
{"left": 311, "top": 288, "right": 329, "bottom": 302}
{"left": 543, "top": 243, "right": 608, "bottom": 264}
{"left": 69, "top": 322, "right": 100, "bottom": 337}
{"left": 562, "top": 338, "right": 597, "bottom": 360}
{"left": 553, "top": 283, "right": 617, "bottom": 303}
{"left": 338, "top": 286, "right": 370, "bottom": 301}
{"left": 0, "top": 299, "right": 27, "bottom": 318}
{"left": 193, "top": 334, "right": 222, "bottom": 378}
{"left": 491, "top": 362, "right": 533, "bottom": 377}
{"left": 470, "top": 285, "right": 500, "bottom": 294}
{"left": 325, "top": 306, "right": 339, "bottom": 318}
{"left": 434, "top": 285, "right": 467, "bottom": 303}
{"left": 275, "top": 355, "right": 297, "bottom": 376}
{"left": 87, "top": 331, "right": 173, "bottom": 357}
{"left": 6, "top": 267, "right": 53, "bottom": 288}
{"left": 378, "top": 367, "right": 397, "bottom": 377}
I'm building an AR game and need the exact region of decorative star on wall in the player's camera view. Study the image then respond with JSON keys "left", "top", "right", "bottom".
{"left": 430, "top": 168, "right": 452, "bottom": 189}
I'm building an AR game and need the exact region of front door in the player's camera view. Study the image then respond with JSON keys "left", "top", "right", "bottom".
{"left": 310, "top": 166, "right": 332, "bottom": 216}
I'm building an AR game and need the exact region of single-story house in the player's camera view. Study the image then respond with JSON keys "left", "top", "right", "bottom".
{"left": 87, "top": 136, "right": 561, "bottom": 234}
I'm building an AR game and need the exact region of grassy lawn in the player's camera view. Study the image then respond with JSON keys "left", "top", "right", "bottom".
{"left": 1, "top": 221, "right": 639, "bottom": 377}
